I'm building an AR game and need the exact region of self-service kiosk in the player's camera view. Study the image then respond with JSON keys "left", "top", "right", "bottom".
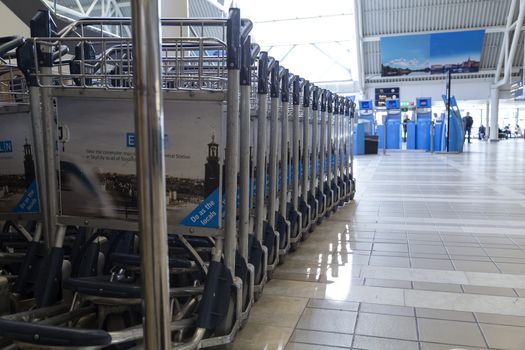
{"left": 378, "top": 99, "right": 401, "bottom": 149}
{"left": 358, "top": 100, "right": 375, "bottom": 135}
{"left": 415, "top": 97, "right": 432, "bottom": 151}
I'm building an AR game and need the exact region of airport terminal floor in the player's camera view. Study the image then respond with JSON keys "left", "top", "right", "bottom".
{"left": 233, "top": 139, "right": 525, "bottom": 350}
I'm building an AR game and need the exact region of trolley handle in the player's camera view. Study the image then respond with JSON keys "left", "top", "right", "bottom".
{"left": 240, "top": 35, "right": 252, "bottom": 86}
{"left": 312, "top": 86, "right": 319, "bottom": 111}
{"left": 303, "top": 81, "right": 310, "bottom": 107}
{"left": 240, "top": 18, "right": 254, "bottom": 45}
{"left": 270, "top": 60, "right": 280, "bottom": 98}
{"left": 0, "top": 36, "right": 25, "bottom": 58}
{"left": 251, "top": 43, "right": 260, "bottom": 62}
{"left": 320, "top": 89, "right": 326, "bottom": 112}
{"left": 344, "top": 98, "right": 350, "bottom": 116}
{"left": 30, "top": 10, "right": 58, "bottom": 68}
{"left": 227, "top": 8, "right": 241, "bottom": 69}
{"left": 292, "top": 75, "right": 300, "bottom": 106}
{"left": 281, "top": 69, "right": 290, "bottom": 102}
{"left": 257, "top": 51, "right": 269, "bottom": 94}
{"left": 326, "top": 90, "right": 333, "bottom": 113}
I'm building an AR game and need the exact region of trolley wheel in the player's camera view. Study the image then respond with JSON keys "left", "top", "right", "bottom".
{"left": 266, "top": 269, "right": 274, "bottom": 281}
{"left": 254, "top": 288, "right": 263, "bottom": 302}
{"left": 278, "top": 253, "right": 286, "bottom": 265}
{"left": 214, "top": 294, "right": 236, "bottom": 337}
{"left": 290, "top": 241, "right": 300, "bottom": 252}
{"left": 254, "top": 257, "right": 264, "bottom": 286}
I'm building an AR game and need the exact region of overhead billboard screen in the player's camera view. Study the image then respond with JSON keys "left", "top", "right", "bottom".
{"left": 381, "top": 30, "right": 485, "bottom": 77}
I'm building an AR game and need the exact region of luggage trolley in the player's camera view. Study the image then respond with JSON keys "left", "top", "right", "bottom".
{"left": 312, "top": 87, "right": 327, "bottom": 224}
{"left": 287, "top": 75, "right": 304, "bottom": 250}
{"left": 0, "top": 34, "right": 52, "bottom": 316}
{"left": 239, "top": 35, "right": 265, "bottom": 317}
{"left": 344, "top": 98, "right": 357, "bottom": 201}
{"left": 252, "top": 52, "right": 279, "bottom": 283}
{"left": 330, "top": 95, "right": 341, "bottom": 210}
{"left": 297, "top": 80, "right": 313, "bottom": 235}
{"left": 322, "top": 91, "right": 335, "bottom": 216}
{"left": 0, "top": 9, "right": 255, "bottom": 349}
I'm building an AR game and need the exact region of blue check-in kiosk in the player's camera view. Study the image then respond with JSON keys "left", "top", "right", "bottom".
{"left": 378, "top": 99, "right": 402, "bottom": 149}
{"left": 358, "top": 100, "right": 376, "bottom": 135}
{"left": 416, "top": 97, "right": 432, "bottom": 151}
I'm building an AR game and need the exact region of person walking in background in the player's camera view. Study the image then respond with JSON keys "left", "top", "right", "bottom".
{"left": 402, "top": 114, "right": 410, "bottom": 142}
{"left": 464, "top": 112, "right": 474, "bottom": 143}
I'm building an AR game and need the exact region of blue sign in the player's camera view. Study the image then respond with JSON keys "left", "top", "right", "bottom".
{"left": 14, "top": 180, "right": 40, "bottom": 212}
{"left": 0, "top": 140, "right": 13, "bottom": 153}
{"left": 181, "top": 188, "right": 219, "bottom": 228}
{"left": 126, "top": 133, "right": 135, "bottom": 147}
{"left": 126, "top": 133, "right": 170, "bottom": 149}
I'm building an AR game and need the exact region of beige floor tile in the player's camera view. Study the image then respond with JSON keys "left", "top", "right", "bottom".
{"left": 353, "top": 335, "right": 419, "bottom": 350}
{"left": 296, "top": 307, "right": 357, "bottom": 333}
{"left": 360, "top": 302, "right": 415, "bottom": 317}
{"left": 307, "top": 298, "right": 359, "bottom": 312}
{"left": 355, "top": 313, "right": 418, "bottom": 340}
{"left": 290, "top": 329, "right": 353, "bottom": 348}
{"left": 417, "top": 318, "right": 486, "bottom": 347}
{"left": 416, "top": 307, "right": 475, "bottom": 322}
{"left": 479, "top": 323, "right": 525, "bottom": 350}
{"left": 232, "top": 322, "right": 294, "bottom": 350}
{"left": 475, "top": 312, "right": 525, "bottom": 327}
{"left": 248, "top": 294, "right": 308, "bottom": 327}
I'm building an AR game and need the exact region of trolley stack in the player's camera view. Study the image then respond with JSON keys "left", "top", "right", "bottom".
{"left": 0, "top": 7, "right": 357, "bottom": 349}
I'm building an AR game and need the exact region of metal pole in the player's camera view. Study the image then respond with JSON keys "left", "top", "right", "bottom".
{"left": 254, "top": 52, "right": 269, "bottom": 242}
{"left": 29, "top": 86, "right": 50, "bottom": 246}
{"left": 310, "top": 88, "right": 319, "bottom": 200}
{"left": 302, "top": 82, "right": 310, "bottom": 201}
{"left": 292, "top": 77, "right": 300, "bottom": 211}
{"left": 224, "top": 8, "right": 241, "bottom": 273}
{"left": 430, "top": 119, "right": 435, "bottom": 153}
{"left": 280, "top": 70, "right": 290, "bottom": 218}
{"left": 268, "top": 62, "right": 280, "bottom": 229}
{"left": 339, "top": 98, "right": 345, "bottom": 186}
{"left": 30, "top": 11, "right": 58, "bottom": 247}
{"left": 350, "top": 102, "right": 355, "bottom": 178}
{"left": 327, "top": 94, "right": 333, "bottom": 193}
{"left": 382, "top": 114, "right": 387, "bottom": 155}
{"left": 319, "top": 90, "right": 327, "bottom": 205}
{"left": 130, "top": 0, "right": 170, "bottom": 347}
{"left": 446, "top": 70, "right": 451, "bottom": 151}
{"left": 41, "top": 68, "right": 58, "bottom": 246}
{"left": 239, "top": 36, "right": 251, "bottom": 260}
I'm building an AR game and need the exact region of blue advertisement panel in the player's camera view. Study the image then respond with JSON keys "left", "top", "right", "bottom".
{"left": 381, "top": 30, "right": 484, "bottom": 77}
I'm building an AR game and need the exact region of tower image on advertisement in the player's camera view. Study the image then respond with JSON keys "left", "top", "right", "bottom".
{"left": 204, "top": 135, "right": 220, "bottom": 197}
{"left": 23, "top": 139, "right": 35, "bottom": 187}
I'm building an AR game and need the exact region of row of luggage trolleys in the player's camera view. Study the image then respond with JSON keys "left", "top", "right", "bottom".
{"left": 0, "top": 8, "right": 356, "bottom": 349}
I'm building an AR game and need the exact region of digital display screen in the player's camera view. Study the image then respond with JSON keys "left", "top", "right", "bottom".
{"left": 385, "top": 99, "right": 400, "bottom": 109}
{"left": 359, "top": 100, "right": 373, "bottom": 110}
{"left": 416, "top": 98, "right": 431, "bottom": 108}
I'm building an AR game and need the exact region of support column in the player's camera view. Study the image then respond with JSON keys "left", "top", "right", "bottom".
{"left": 485, "top": 101, "right": 490, "bottom": 140}
{"left": 489, "top": 87, "right": 499, "bottom": 142}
